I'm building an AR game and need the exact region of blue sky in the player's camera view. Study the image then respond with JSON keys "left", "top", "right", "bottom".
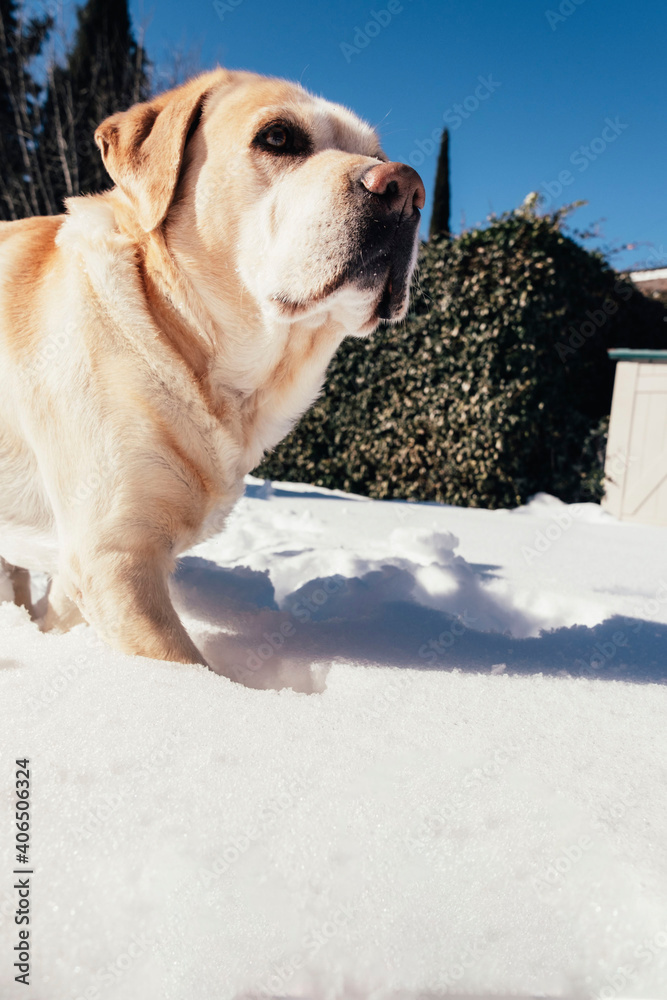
{"left": 131, "top": 0, "right": 666, "bottom": 271}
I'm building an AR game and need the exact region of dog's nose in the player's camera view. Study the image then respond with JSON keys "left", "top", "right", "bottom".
{"left": 360, "top": 161, "right": 426, "bottom": 214}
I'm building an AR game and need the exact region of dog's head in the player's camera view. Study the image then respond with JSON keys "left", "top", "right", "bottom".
{"left": 95, "top": 70, "right": 424, "bottom": 336}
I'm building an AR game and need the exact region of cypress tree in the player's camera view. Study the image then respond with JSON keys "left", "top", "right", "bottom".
{"left": 429, "top": 127, "right": 450, "bottom": 239}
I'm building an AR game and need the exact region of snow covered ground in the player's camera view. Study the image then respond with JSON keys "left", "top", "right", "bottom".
{"left": 1, "top": 477, "right": 667, "bottom": 1000}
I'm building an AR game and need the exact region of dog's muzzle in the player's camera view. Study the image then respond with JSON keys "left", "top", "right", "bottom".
{"left": 354, "top": 161, "right": 425, "bottom": 320}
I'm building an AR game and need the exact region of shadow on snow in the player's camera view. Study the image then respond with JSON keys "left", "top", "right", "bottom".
{"left": 171, "top": 557, "right": 667, "bottom": 694}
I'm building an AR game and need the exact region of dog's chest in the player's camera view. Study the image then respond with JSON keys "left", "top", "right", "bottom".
{"left": 219, "top": 321, "right": 343, "bottom": 475}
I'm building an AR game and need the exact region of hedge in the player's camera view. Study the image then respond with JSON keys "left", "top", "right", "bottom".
{"left": 257, "top": 204, "right": 666, "bottom": 508}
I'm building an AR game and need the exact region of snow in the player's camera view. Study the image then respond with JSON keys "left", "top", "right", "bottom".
{"left": 2, "top": 476, "right": 667, "bottom": 1000}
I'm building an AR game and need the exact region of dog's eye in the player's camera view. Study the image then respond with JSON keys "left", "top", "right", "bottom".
{"left": 253, "top": 122, "right": 311, "bottom": 157}
{"left": 264, "top": 126, "right": 290, "bottom": 149}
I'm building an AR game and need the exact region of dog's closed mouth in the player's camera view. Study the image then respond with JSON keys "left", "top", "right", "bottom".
{"left": 272, "top": 265, "right": 405, "bottom": 323}
{"left": 373, "top": 262, "right": 411, "bottom": 322}
{"left": 377, "top": 273, "right": 396, "bottom": 320}
{"left": 270, "top": 270, "right": 348, "bottom": 316}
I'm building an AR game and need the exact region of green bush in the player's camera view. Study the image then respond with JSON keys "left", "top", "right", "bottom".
{"left": 257, "top": 204, "right": 666, "bottom": 508}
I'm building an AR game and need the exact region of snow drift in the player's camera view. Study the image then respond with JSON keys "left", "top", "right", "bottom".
{"left": 1, "top": 477, "right": 667, "bottom": 999}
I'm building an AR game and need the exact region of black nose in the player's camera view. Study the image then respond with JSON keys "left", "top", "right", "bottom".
{"left": 360, "top": 161, "right": 426, "bottom": 215}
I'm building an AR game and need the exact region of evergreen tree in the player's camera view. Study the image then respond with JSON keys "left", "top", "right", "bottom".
{"left": 42, "top": 0, "right": 149, "bottom": 207}
{"left": 429, "top": 128, "right": 450, "bottom": 239}
{"left": 0, "top": 0, "right": 51, "bottom": 219}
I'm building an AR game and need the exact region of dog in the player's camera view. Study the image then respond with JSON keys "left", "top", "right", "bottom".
{"left": 0, "top": 68, "right": 424, "bottom": 665}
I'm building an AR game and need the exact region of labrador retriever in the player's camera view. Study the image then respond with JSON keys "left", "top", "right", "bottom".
{"left": 0, "top": 68, "right": 424, "bottom": 665}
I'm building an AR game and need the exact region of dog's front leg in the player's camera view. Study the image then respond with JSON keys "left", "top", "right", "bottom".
{"left": 64, "top": 546, "right": 207, "bottom": 666}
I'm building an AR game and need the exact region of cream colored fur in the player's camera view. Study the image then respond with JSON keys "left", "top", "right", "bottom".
{"left": 0, "top": 68, "right": 422, "bottom": 665}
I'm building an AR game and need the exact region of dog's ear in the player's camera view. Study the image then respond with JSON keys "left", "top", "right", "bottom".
{"left": 94, "top": 75, "right": 214, "bottom": 233}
